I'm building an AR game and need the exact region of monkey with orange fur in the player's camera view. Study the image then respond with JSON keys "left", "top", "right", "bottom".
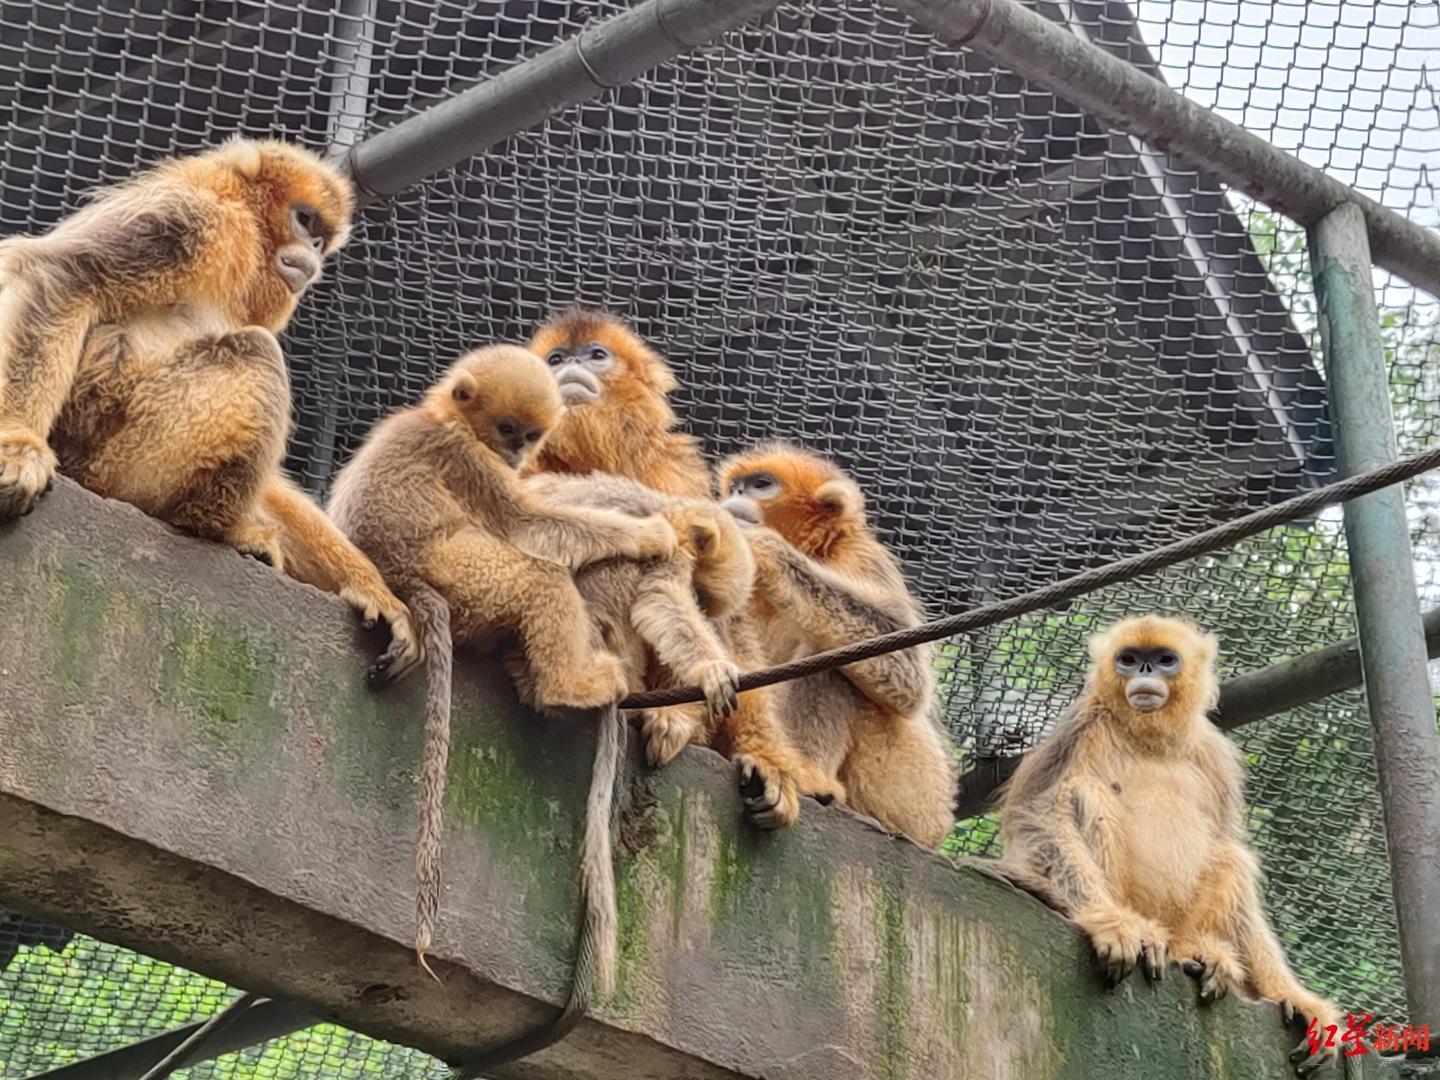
{"left": 0, "top": 138, "right": 417, "bottom": 677}
{"left": 994, "top": 615, "right": 1340, "bottom": 1074}
{"left": 719, "top": 442, "right": 958, "bottom": 849}
{"left": 525, "top": 310, "right": 832, "bottom": 828}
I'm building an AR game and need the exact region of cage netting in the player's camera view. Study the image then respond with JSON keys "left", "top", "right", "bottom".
{"left": 1, "top": 0, "right": 1436, "bottom": 1073}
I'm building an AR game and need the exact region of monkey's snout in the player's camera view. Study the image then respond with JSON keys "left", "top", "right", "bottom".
{"left": 275, "top": 247, "right": 320, "bottom": 294}
{"left": 1125, "top": 677, "right": 1169, "bottom": 712}
{"left": 555, "top": 364, "right": 602, "bottom": 405}
{"left": 721, "top": 496, "right": 762, "bottom": 527}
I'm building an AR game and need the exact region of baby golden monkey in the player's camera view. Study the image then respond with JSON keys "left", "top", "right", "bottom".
{"left": 0, "top": 137, "right": 416, "bottom": 676}
{"left": 525, "top": 311, "right": 838, "bottom": 826}
{"left": 719, "top": 442, "right": 958, "bottom": 848}
{"left": 520, "top": 471, "right": 842, "bottom": 825}
{"left": 327, "top": 344, "right": 675, "bottom": 978}
{"left": 995, "top": 615, "right": 1339, "bottom": 1073}
{"left": 518, "top": 471, "right": 750, "bottom": 727}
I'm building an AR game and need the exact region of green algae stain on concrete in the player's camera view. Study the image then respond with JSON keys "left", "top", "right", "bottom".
{"left": 160, "top": 620, "right": 282, "bottom": 738}
{"left": 874, "top": 877, "right": 912, "bottom": 1080}
{"left": 47, "top": 569, "right": 111, "bottom": 699}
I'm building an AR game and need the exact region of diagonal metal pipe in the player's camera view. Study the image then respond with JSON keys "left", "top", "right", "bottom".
{"left": 342, "top": 0, "right": 786, "bottom": 204}
{"left": 882, "top": 0, "right": 1440, "bottom": 301}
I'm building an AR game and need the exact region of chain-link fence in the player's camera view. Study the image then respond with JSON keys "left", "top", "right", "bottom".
{"left": 2, "top": 0, "right": 1437, "bottom": 1074}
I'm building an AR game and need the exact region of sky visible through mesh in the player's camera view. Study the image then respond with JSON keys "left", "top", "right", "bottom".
{"left": 0, "top": 0, "right": 1437, "bottom": 1074}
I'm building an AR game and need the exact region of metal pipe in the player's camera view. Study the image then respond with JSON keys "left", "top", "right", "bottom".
{"left": 882, "top": 0, "right": 1440, "bottom": 301}
{"left": 343, "top": 0, "right": 785, "bottom": 204}
{"left": 1312, "top": 202, "right": 1440, "bottom": 1030}
{"left": 953, "top": 605, "right": 1440, "bottom": 820}
{"left": 26, "top": 1000, "right": 319, "bottom": 1080}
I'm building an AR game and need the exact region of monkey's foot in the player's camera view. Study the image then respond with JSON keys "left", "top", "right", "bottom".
{"left": 336, "top": 584, "right": 422, "bottom": 684}
{"left": 1173, "top": 933, "right": 1243, "bottom": 1003}
{"left": 641, "top": 707, "right": 702, "bottom": 768}
{"left": 694, "top": 659, "right": 741, "bottom": 720}
{"left": 735, "top": 752, "right": 800, "bottom": 830}
{"left": 1282, "top": 991, "right": 1342, "bottom": 1076}
{"left": 228, "top": 521, "right": 286, "bottom": 573}
{"left": 1077, "top": 906, "right": 1169, "bottom": 987}
{"left": 0, "top": 424, "right": 56, "bottom": 520}
{"left": 536, "top": 652, "right": 629, "bottom": 710}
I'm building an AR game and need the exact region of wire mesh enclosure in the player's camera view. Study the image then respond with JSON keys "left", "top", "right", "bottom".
{"left": 1, "top": 0, "right": 1436, "bottom": 1074}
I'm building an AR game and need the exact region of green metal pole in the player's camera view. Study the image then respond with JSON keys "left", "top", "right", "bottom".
{"left": 1311, "top": 202, "right": 1440, "bottom": 1030}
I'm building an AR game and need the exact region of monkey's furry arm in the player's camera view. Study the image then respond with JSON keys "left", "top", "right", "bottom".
{"left": 262, "top": 475, "right": 421, "bottom": 679}
{"left": 629, "top": 561, "right": 740, "bottom": 718}
{"left": 0, "top": 184, "right": 228, "bottom": 443}
{"left": 746, "top": 528, "right": 930, "bottom": 714}
{"left": 509, "top": 497, "right": 676, "bottom": 570}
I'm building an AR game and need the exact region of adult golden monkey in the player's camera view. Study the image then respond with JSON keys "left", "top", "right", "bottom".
{"left": 995, "top": 615, "right": 1340, "bottom": 1075}
{"left": 0, "top": 137, "right": 417, "bottom": 675}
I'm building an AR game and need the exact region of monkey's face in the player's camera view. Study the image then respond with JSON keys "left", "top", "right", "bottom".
{"left": 1090, "top": 615, "right": 1219, "bottom": 720}
{"left": 238, "top": 140, "right": 353, "bottom": 298}
{"left": 1112, "top": 645, "right": 1181, "bottom": 712}
{"left": 447, "top": 346, "right": 563, "bottom": 470}
{"left": 530, "top": 311, "right": 679, "bottom": 419}
{"left": 719, "top": 445, "right": 863, "bottom": 557}
{"left": 542, "top": 339, "right": 615, "bottom": 406}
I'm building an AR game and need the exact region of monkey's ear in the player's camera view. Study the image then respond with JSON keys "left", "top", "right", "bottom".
{"left": 689, "top": 517, "right": 719, "bottom": 556}
{"left": 1197, "top": 631, "right": 1220, "bottom": 665}
{"left": 218, "top": 137, "right": 264, "bottom": 180}
{"left": 450, "top": 370, "right": 479, "bottom": 405}
{"left": 815, "top": 479, "right": 863, "bottom": 520}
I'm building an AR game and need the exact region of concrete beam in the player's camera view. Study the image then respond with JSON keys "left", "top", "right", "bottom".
{"left": 0, "top": 479, "right": 1308, "bottom": 1079}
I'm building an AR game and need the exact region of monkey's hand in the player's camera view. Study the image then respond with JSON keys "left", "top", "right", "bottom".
{"left": 691, "top": 658, "right": 741, "bottom": 720}
{"left": 1283, "top": 990, "right": 1342, "bottom": 1076}
{"left": 1076, "top": 906, "right": 1169, "bottom": 987}
{"left": 641, "top": 706, "right": 703, "bottom": 768}
{"left": 1172, "top": 933, "right": 1244, "bottom": 1003}
{"left": 623, "top": 514, "right": 678, "bottom": 562}
{"left": 735, "top": 751, "right": 800, "bottom": 830}
{"left": 0, "top": 423, "right": 56, "bottom": 519}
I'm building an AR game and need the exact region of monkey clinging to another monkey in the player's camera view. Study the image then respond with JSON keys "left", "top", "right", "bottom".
{"left": 328, "top": 343, "right": 677, "bottom": 976}
{"left": 995, "top": 615, "right": 1339, "bottom": 1073}
{"left": 0, "top": 137, "right": 417, "bottom": 677}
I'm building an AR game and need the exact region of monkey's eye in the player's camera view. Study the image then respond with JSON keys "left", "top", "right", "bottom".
{"left": 496, "top": 420, "right": 517, "bottom": 439}
{"left": 748, "top": 473, "right": 779, "bottom": 498}
{"left": 1157, "top": 653, "right": 1179, "bottom": 669}
{"left": 588, "top": 347, "right": 609, "bottom": 362}
{"left": 1118, "top": 652, "right": 1138, "bottom": 667}
{"left": 292, "top": 205, "right": 326, "bottom": 251}
{"left": 546, "top": 351, "right": 566, "bottom": 367}
{"left": 525, "top": 430, "right": 542, "bottom": 444}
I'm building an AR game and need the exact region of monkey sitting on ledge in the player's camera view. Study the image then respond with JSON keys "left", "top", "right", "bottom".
{"left": 994, "top": 615, "right": 1340, "bottom": 1074}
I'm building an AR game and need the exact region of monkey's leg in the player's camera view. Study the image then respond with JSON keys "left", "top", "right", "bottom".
{"left": 839, "top": 713, "right": 955, "bottom": 849}
{"left": 429, "top": 531, "right": 628, "bottom": 709}
{"left": 1167, "top": 843, "right": 1256, "bottom": 1003}
{"left": 747, "top": 530, "right": 930, "bottom": 715}
{"left": 1023, "top": 779, "right": 1169, "bottom": 986}
{"left": 0, "top": 191, "right": 228, "bottom": 519}
{"left": 73, "top": 328, "right": 289, "bottom": 559}
{"left": 262, "top": 475, "right": 420, "bottom": 681}
{"left": 1215, "top": 847, "right": 1341, "bottom": 1072}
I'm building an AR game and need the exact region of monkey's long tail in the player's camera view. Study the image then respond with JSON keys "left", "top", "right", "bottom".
{"left": 410, "top": 585, "right": 453, "bottom": 983}
{"left": 447, "top": 701, "right": 625, "bottom": 1078}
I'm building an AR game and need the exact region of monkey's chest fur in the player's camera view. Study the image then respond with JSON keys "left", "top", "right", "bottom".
{"left": 1100, "top": 760, "right": 1221, "bottom": 924}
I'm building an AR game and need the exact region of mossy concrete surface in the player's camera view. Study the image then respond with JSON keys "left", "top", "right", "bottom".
{"left": 0, "top": 478, "right": 1316, "bottom": 1079}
